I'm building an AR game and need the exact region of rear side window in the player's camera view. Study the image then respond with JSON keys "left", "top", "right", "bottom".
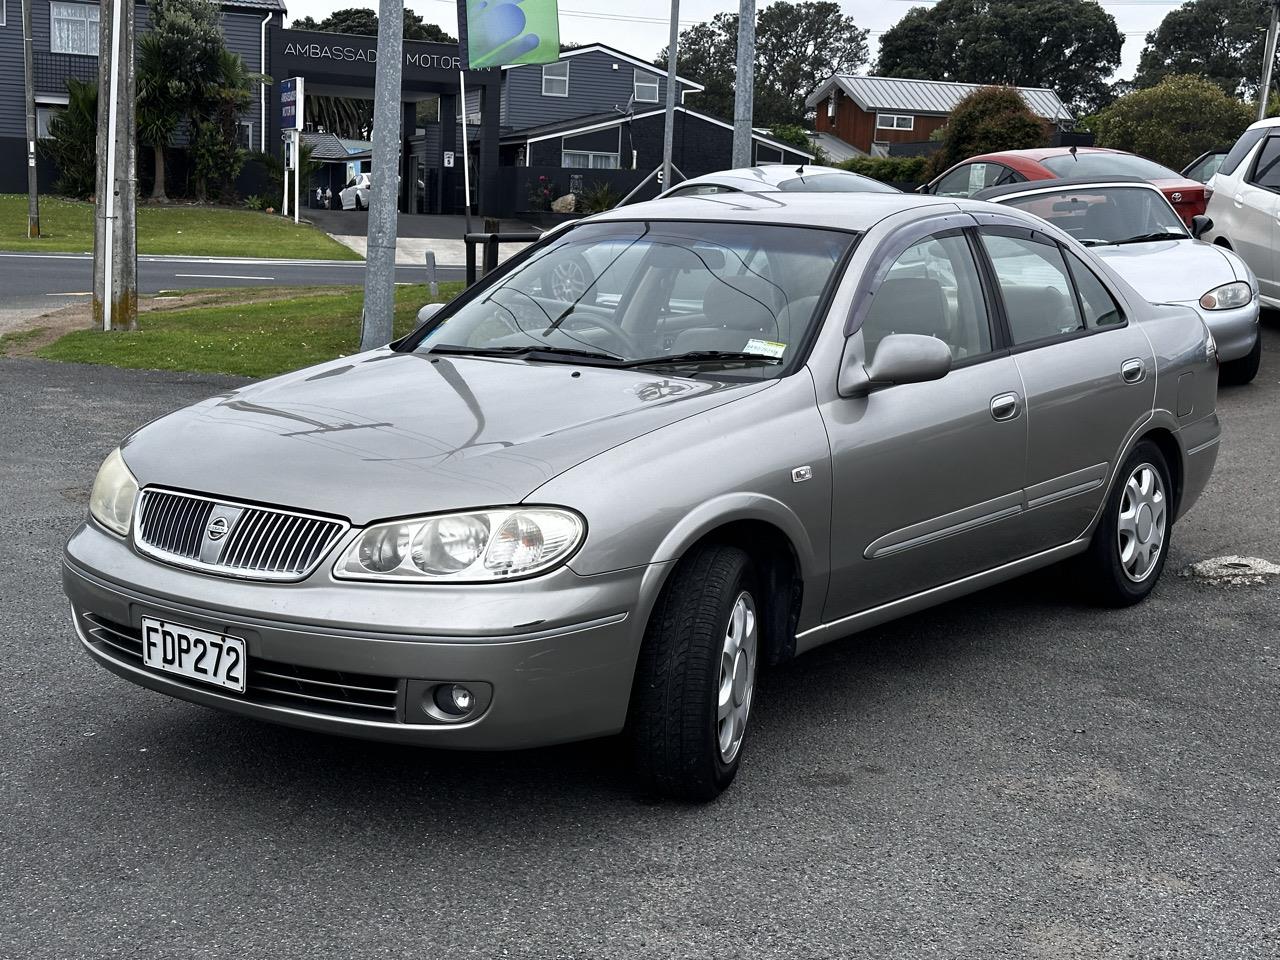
{"left": 1249, "top": 136, "right": 1280, "bottom": 190}
{"left": 934, "top": 162, "right": 1007, "bottom": 198}
{"left": 1220, "top": 127, "right": 1269, "bottom": 177}
{"left": 981, "top": 233, "right": 1085, "bottom": 344}
{"left": 1065, "top": 253, "right": 1125, "bottom": 328}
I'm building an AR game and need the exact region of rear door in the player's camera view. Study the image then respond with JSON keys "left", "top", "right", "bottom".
{"left": 1231, "top": 134, "right": 1280, "bottom": 299}
{"left": 976, "top": 219, "right": 1156, "bottom": 547}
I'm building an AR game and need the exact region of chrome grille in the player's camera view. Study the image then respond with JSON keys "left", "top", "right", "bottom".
{"left": 135, "top": 489, "right": 348, "bottom": 581}
{"left": 81, "top": 614, "right": 401, "bottom": 721}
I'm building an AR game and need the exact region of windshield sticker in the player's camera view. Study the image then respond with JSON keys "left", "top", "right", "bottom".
{"left": 744, "top": 339, "right": 787, "bottom": 360}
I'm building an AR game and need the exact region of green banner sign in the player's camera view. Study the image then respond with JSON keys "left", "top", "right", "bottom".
{"left": 461, "top": 0, "right": 560, "bottom": 69}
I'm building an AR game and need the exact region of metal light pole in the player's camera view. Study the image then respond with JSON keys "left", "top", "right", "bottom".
{"left": 360, "top": 0, "right": 405, "bottom": 350}
{"left": 661, "top": 0, "right": 680, "bottom": 190}
{"left": 731, "top": 0, "right": 756, "bottom": 169}
{"left": 1260, "top": 0, "right": 1280, "bottom": 121}
{"left": 22, "top": 0, "right": 39, "bottom": 237}
{"left": 93, "top": 0, "right": 137, "bottom": 331}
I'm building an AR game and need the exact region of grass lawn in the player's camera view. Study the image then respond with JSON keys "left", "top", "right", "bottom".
{"left": 35, "top": 283, "right": 461, "bottom": 379}
{"left": 0, "top": 194, "right": 362, "bottom": 260}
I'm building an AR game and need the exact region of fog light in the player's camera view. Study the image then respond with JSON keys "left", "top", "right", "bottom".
{"left": 449, "top": 684, "right": 474, "bottom": 712}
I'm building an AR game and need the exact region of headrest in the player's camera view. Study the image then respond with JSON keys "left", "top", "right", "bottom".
{"left": 703, "top": 277, "right": 780, "bottom": 332}
{"left": 866, "top": 277, "right": 948, "bottom": 338}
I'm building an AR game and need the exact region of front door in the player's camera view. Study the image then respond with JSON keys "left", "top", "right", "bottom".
{"left": 1233, "top": 134, "right": 1280, "bottom": 300}
{"left": 978, "top": 225, "right": 1156, "bottom": 547}
{"left": 819, "top": 228, "right": 1029, "bottom": 623}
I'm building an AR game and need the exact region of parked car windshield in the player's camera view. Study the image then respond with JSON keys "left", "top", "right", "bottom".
{"left": 413, "top": 220, "right": 854, "bottom": 378}
{"left": 1040, "top": 152, "right": 1179, "bottom": 180}
{"left": 996, "top": 186, "right": 1189, "bottom": 245}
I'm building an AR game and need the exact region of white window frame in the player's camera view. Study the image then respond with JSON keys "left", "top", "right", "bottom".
{"left": 827, "top": 94, "right": 836, "bottom": 119}
{"left": 51, "top": 2, "right": 100, "bottom": 55}
{"left": 634, "top": 69, "right": 659, "bottom": 104}
{"left": 561, "top": 149, "right": 619, "bottom": 170}
{"left": 875, "top": 113, "right": 915, "bottom": 131}
{"left": 0, "top": 0, "right": 6, "bottom": 28}
{"left": 542, "top": 61, "right": 569, "bottom": 98}
{"left": 238, "top": 121, "right": 254, "bottom": 150}
{"left": 36, "top": 106, "right": 59, "bottom": 139}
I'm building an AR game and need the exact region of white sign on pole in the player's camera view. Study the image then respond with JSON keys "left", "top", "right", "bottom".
{"left": 443, "top": 151, "right": 455, "bottom": 168}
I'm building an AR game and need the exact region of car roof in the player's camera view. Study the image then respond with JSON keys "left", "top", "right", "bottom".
{"left": 972, "top": 175, "right": 1164, "bottom": 202}
{"left": 969, "top": 146, "right": 1127, "bottom": 163}
{"left": 664, "top": 164, "right": 888, "bottom": 194}
{"left": 586, "top": 191, "right": 1027, "bottom": 232}
{"left": 1245, "top": 116, "right": 1280, "bottom": 131}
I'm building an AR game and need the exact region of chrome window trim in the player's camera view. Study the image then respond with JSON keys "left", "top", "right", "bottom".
{"left": 131, "top": 488, "right": 350, "bottom": 582}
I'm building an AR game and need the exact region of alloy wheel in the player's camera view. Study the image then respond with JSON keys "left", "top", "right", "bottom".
{"left": 717, "top": 591, "right": 757, "bottom": 763}
{"left": 1117, "top": 462, "right": 1167, "bottom": 582}
{"left": 550, "top": 260, "right": 588, "bottom": 300}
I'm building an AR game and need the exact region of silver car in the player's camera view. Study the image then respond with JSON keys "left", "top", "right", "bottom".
{"left": 976, "top": 177, "right": 1262, "bottom": 384}
{"left": 64, "top": 193, "right": 1221, "bottom": 800}
{"left": 659, "top": 163, "right": 899, "bottom": 198}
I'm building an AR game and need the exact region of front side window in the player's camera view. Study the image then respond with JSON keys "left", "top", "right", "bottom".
{"left": 410, "top": 220, "right": 855, "bottom": 379}
{"left": 1249, "top": 136, "right": 1280, "bottom": 191}
{"left": 51, "top": 2, "right": 99, "bottom": 55}
{"left": 860, "top": 233, "right": 992, "bottom": 364}
{"left": 996, "top": 186, "right": 1187, "bottom": 246}
{"left": 634, "top": 69, "right": 659, "bottom": 103}
{"left": 1183, "top": 152, "right": 1225, "bottom": 183}
{"left": 934, "top": 163, "right": 1001, "bottom": 198}
{"left": 875, "top": 114, "right": 914, "bottom": 131}
{"left": 542, "top": 61, "right": 569, "bottom": 97}
{"left": 981, "top": 233, "right": 1085, "bottom": 344}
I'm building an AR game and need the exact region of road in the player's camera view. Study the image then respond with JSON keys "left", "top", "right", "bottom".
{"left": 0, "top": 250, "right": 464, "bottom": 322}
{"left": 2, "top": 324, "right": 1278, "bottom": 958}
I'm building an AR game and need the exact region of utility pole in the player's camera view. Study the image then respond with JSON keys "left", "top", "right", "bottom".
{"left": 1261, "top": 0, "right": 1280, "bottom": 121}
{"left": 21, "top": 0, "right": 39, "bottom": 237}
{"left": 731, "top": 0, "right": 756, "bottom": 169}
{"left": 661, "top": 0, "right": 680, "bottom": 191}
{"left": 360, "top": 0, "right": 404, "bottom": 350}
{"left": 93, "top": 0, "right": 137, "bottom": 331}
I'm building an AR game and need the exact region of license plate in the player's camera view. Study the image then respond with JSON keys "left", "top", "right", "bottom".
{"left": 140, "top": 617, "right": 246, "bottom": 693}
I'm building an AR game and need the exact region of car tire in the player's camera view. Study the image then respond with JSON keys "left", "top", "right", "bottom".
{"left": 628, "top": 544, "right": 759, "bottom": 802}
{"left": 1221, "top": 333, "right": 1262, "bottom": 385}
{"left": 354, "top": 195, "right": 364, "bottom": 212}
{"left": 1080, "top": 439, "right": 1173, "bottom": 607}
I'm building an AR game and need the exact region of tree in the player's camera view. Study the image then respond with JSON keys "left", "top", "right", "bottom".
{"left": 1093, "top": 74, "right": 1255, "bottom": 170}
{"left": 191, "top": 49, "right": 266, "bottom": 201}
{"left": 295, "top": 6, "right": 455, "bottom": 42}
{"left": 1134, "top": 0, "right": 1270, "bottom": 97}
{"left": 660, "top": 2, "right": 868, "bottom": 126}
{"left": 136, "top": 0, "right": 224, "bottom": 200}
{"left": 927, "top": 86, "right": 1048, "bottom": 176}
{"left": 876, "top": 0, "right": 1123, "bottom": 112}
{"left": 40, "top": 78, "right": 98, "bottom": 198}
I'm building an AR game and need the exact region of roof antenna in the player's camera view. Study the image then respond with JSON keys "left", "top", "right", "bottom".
{"left": 1070, "top": 144, "right": 1078, "bottom": 160}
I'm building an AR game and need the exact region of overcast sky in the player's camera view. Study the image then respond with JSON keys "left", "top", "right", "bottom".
{"left": 284, "top": 0, "right": 1179, "bottom": 83}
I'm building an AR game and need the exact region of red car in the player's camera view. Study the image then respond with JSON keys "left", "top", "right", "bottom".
{"left": 921, "top": 147, "right": 1209, "bottom": 225}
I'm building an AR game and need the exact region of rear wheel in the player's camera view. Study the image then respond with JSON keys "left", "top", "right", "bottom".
{"left": 628, "top": 545, "right": 759, "bottom": 801}
{"left": 1080, "top": 440, "right": 1172, "bottom": 606}
{"left": 1221, "top": 333, "right": 1261, "bottom": 385}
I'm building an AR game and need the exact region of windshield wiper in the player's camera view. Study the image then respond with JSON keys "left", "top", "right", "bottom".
{"left": 1110, "top": 232, "right": 1186, "bottom": 245}
{"left": 425, "top": 343, "right": 623, "bottom": 364}
{"left": 621, "top": 350, "right": 781, "bottom": 369}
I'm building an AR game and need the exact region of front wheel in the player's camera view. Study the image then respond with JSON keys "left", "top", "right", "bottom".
{"left": 1080, "top": 440, "right": 1173, "bottom": 606}
{"left": 1221, "top": 332, "right": 1262, "bottom": 385}
{"left": 628, "top": 544, "right": 759, "bottom": 801}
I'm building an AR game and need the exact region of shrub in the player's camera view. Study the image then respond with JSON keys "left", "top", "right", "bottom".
{"left": 243, "top": 194, "right": 266, "bottom": 210}
{"left": 838, "top": 155, "right": 927, "bottom": 185}
{"left": 1093, "top": 74, "right": 1255, "bottom": 171}
{"left": 768, "top": 123, "right": 812, "bottom": 153}
{"left": 40, "top": 78, "right": 98, "bottom": 199}
{"left": 926, "top": 86, "right": 1048, "bottom": 177}
{"left": 579, "top": 181, "right": 621, "bottom": 214}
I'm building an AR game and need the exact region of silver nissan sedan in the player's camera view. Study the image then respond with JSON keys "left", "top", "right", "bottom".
{"left": 64, "top": 193, "right": 1222, "bottom": 800}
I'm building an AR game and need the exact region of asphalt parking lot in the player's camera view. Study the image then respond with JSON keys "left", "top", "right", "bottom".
{"left": 2, "top": 324, "right": 1278, "bottom": 959}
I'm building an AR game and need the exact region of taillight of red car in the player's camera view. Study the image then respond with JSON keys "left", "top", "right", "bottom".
{"left": 1164, "top": 185, "right": 1208, "bottom": 226}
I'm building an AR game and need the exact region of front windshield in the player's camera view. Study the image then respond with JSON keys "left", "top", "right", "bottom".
{"left": 412, "top": 220, "right": 855, "bottom": 378}
{"left": 998, "top": 186, "right": 1189, "bottom": 245}
{"left": 776, "top": 173, "right": 898, "bottom": 193}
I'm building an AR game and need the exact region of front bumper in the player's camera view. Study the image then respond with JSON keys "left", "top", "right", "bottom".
{"left": 1183, "top": 298, "right": 1260, "bottom": 363}
{"left": 63, "top": 522, "right": 669, "bottom": 749}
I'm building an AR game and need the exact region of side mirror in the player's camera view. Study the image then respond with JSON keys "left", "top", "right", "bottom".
{"left": 839, "top": 333, "right": 952, "bottom": 398}
{"left": 417, "top": 302, "right": 445, "bottom": 324}
{"left": 1190, "top": 214, "right": 1213, "bottom": 239}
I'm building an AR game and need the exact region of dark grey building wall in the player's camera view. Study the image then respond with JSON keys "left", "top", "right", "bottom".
{"left": 501, "top": 48, "right": 697, "bottom": 130}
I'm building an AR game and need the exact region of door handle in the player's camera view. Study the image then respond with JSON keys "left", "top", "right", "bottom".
{"left": 990, "top": 392, "right": 1021, "bottom": 421}
{"left": 1121, "top": 358, "right": 1146, "bottom": 383}
{"left": 1234, "top": 194, "right": 1244, "bottom": 206}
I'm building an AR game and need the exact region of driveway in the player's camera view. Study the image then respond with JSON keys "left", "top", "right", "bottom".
{"left": 304, "top": 210, "right": 539, "bottom": 266}
{"left": 2, "top": 325, "right": 1278, "bottom": 958}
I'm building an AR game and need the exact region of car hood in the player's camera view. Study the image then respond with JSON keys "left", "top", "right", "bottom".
{"left": 120, "top": 350, "right": 769, "bottom": 524}
{"left": 1093, "top": 239, "right": 1237, "bottom": 303}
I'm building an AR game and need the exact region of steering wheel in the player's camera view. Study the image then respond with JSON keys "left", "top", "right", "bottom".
{"left": 557, "top": 312, "right": 639, "bottom": 355}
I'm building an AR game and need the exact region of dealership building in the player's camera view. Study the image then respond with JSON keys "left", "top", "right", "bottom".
{"left": 0, "top": 0, "right": 811, "bottom": 216}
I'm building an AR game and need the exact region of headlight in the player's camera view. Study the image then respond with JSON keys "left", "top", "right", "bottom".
{"left": 334, "top": 507, "right": 585, "bottom": 582}
{"left": 1199, "top": 281, "right": 1253, "bottom": 310}
{"left": 88, "top": 447, "right": 138, "bottom": 537}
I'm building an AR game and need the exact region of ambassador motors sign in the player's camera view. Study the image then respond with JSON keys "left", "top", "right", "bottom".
{"left": 282, "top": 40, "right": 466, "bottom": 72}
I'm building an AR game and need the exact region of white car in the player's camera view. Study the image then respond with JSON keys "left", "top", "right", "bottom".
{"left": 1203, "top": 117, "right": 1280, "bottom": 308}
{"left": 339, "top": 172, "right": 371, "bottom": 211}
{"left": 978, "top": 176, "right": 1261, "bottom": 384}
{"left": 659, "top": 163, "right": 899, "bottom": 198}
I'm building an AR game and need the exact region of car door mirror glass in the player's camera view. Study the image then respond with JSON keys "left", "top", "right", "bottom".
{"left": 840, "top": 333, "right": 952, "bottom": 397}
{"left": 1190, "top": 214, "right": 1213, "bottom": 239}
